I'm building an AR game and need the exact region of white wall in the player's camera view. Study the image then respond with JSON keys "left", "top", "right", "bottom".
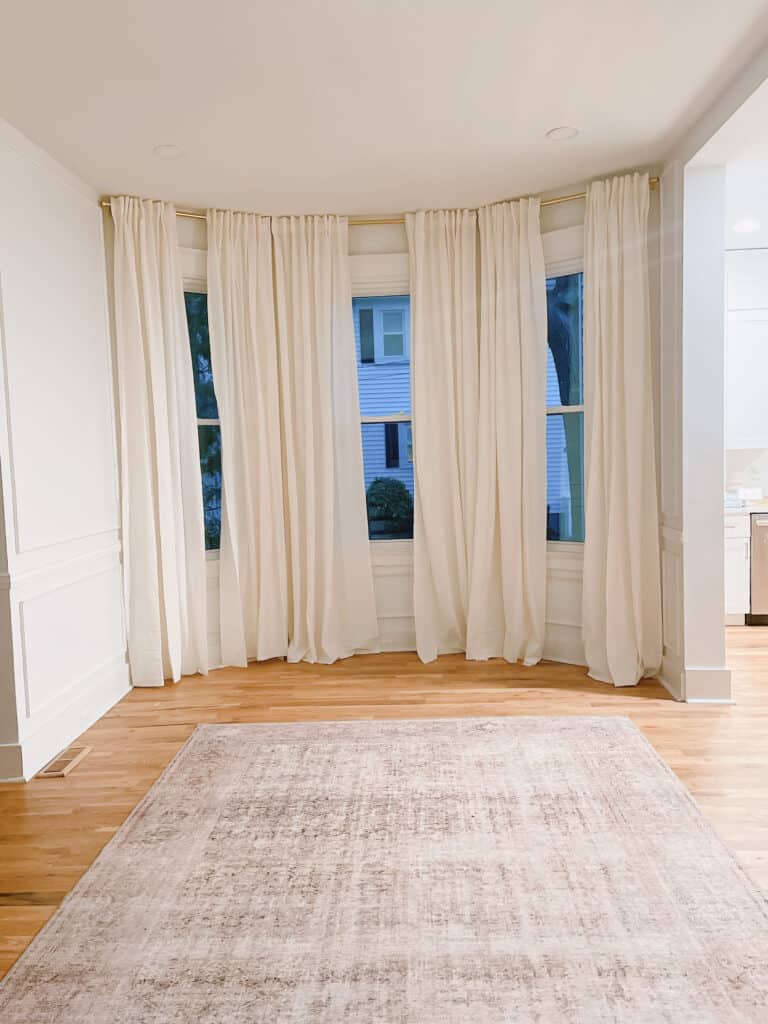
{"left": 656, "top": 44, "right": 768, "bottom": 701}
{"left": 0, "top": 121, "right": 128, "bottom": 779}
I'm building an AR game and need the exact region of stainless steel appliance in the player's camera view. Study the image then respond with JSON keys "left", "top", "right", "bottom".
{"left": 749, "top": 514, "right": 768, "bottom": 621}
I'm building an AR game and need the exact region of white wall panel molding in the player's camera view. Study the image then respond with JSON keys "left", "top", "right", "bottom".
{"left": 0, "top": 207, "right": 118, "bottom": 556}
{"left": 3, "top": 533, "right": 121, "bottom": 598}
{"left": 370, "top": 540, "right": 415, "bottom": 651}
{"left": 203, "top": 542, "right": 586, "bottom": 661}
{"left": 543, "top": 542, "right": 585, "bottom": 666}
{"left": 0, "top": 119, "right": 126, "bottom": 780}
{"left": 18, "top": 559, "right": 124, "bottom": 720}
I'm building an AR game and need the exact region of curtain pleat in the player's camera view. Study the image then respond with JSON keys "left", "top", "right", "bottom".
{"left": 468, "top": 199, "right": 547, "bottom": 664}
{"left": 111, "top": 197, "right": 208, "bottom": 686}
{"left": 207, "top": 211, "right": 288, "bottom": 665}
{"left": 582, "top": 173, "right": 662, "bottom": 685}
{"left": 271, "top": 216, "right": 379, "bottom": 662}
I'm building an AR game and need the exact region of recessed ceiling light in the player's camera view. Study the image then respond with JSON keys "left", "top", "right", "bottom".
{"left": 153, "top": 144, "right": 185, "bottom": 160}
{"left": 733, "top": 217, "right": 761, "bottom": 234}
{"left": 545, "top": 126, "right": 579, "bottom": 142}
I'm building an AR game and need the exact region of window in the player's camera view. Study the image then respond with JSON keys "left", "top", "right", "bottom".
{"left": 546, "top": 272, "right": 584, "bottom": 542}
{"left": 353, "top": 295, "right": 413, "bottom": 540}
{"left": 184, "top": 292, "right": 222, "bottom": 551}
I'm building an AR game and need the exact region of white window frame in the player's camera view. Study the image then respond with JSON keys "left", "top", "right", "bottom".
{"left": 544, "top": 251, "right": 585, "bottom": 549}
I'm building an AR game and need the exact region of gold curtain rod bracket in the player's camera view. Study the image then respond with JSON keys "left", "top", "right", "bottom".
{"left": 99, "top": 176, "right": 659, "bottom": 226}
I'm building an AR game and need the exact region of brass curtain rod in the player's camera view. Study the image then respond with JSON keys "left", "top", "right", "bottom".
{"left": 99, "top": 177, "right": 659, "bottom": 226}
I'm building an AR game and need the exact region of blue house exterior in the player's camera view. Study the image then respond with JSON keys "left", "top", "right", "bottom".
{"left": 353, "top": 295, "right": 414, "bottom": 506}
{"left": 353, "top": 283, "right": 584, "bottom": 544}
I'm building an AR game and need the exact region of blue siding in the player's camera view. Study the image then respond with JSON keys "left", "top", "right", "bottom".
{"left": 353, "top": 296, "right": 411, "bottom": 417}
{"left": 361, "top": 422, "right": 414, "bottom": 497}
{"left": 546, "top": 346, "right": 567, "bottom": 527}
{"left": 354, "top": 296, "right": 414, "bottom": 503}
{"left": 354, "top": 290, "right": 582, "bottom": 542}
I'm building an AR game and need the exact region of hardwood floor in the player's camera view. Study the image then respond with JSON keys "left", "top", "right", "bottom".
{"left": 1, "top": 627, "right": 767, "bottom": 978}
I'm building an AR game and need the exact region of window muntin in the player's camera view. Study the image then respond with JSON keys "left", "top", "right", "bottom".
{"left": 546, "top": 272, "right": 584, "bottom": 543}
{"left": 382, "top": 309, "right": 406, "bottom": 358}
{"left": 354, "top": 295, "right": 413, "bottom": 540}
{"left": 184, "top": 292, "right": 222, "bottom": 551}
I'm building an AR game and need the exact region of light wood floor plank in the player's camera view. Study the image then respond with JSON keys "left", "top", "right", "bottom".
{"left": 1, "top": 626, "right": 766, "bottom": 978}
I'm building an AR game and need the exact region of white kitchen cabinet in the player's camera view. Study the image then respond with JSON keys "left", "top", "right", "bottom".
{"left": 725, "top": 311, "right": 768, "bottom": 449}
{"left": 724, "top": 535, "right": 751, "bottom": 614}
{"left": 726, "top": 250, "right": 768, "bottom": 449}
{"left": 726, "top": 250, "right": 768, "bottom": 310}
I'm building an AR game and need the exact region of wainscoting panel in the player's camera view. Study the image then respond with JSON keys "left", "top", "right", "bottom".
{"left": 543, "top": 543, "right": 586, "bottom": 666}
{"left": 18, "top": 557, "right": 124, "bottom": 720}
{"left": 204, "top": 541, "right": 585, "bottom": 664}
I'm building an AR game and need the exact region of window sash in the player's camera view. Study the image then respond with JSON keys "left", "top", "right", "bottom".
{"left": 374, "top": 306, "right": 409, "bottom": 361}
{"left": 360, "top": 412, "right": 410, "bottom": 424}
{"left": 546, "top": 404, "right": 584, "bottom": 416}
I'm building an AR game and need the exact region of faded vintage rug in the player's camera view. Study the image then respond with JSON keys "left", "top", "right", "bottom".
{"left": 1, "top": 717, "right": 767, "bottom": 1022}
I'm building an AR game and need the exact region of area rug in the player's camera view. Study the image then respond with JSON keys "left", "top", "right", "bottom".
{"left": 1, "top": 717, "right": 767, "bottom": 1022}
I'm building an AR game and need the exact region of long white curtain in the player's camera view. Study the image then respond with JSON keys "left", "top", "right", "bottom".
{"left": 272, "top": 215, "right": 379, "bottom": 662}
{"left": 406, "top": 210, "right": 479, "bottom": 662}
{"left": 582, "top": 173, "right": 662, "bottom": 685}
{"left": 206, "top": 211, "right": 287, "bottom": 665}
{"left": 407, "top": 205, "right": 546, "bottom": 664}
{"left": 467, "top": 200, "right": 547, "bottom": 664}
{"left": 111, "top": 197, "right": 208, "bottom": 686}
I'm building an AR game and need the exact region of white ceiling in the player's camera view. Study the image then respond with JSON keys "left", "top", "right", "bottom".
{"left": 2, "top": 0, "right": 768, "bottom": 214}
{"left": 691, "top": 79, "right": 768, "bottom": 248}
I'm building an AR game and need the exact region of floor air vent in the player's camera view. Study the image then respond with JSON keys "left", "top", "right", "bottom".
{"left": 36, "top": 745, "right": 92, "bottom": 779}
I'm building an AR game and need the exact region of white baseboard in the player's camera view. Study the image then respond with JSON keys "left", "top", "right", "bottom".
{"left": 724, "top": 614, "right": 746, "bottom": 626}
{"left": 685, "top": 697, "right": 736, "bottom": 705}
{"left": 681, "top": 665, "right": 732, "bottom": 703}
{"left": 0, "top": 742, "right": 23, "bottom": 781}
{"left": 2, "top": 655, "right": 130, "bottom": 781}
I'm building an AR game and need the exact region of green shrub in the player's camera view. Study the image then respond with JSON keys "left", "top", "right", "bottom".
{"left": 366, "top": 477, "right": 413, "bottom": 526}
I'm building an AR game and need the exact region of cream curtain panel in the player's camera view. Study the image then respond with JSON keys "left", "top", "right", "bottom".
{"left": 468, "top": 200, "right": 547, "bottom": 664}
{"left": 582, "top": 173, "right": 662, "bottom": 686}
{"left": 111, "top": 197, "right": 208, "bottom": 686}
{"left": 208, "top": 213, "right": 378, "bottom": 664}
{"left": 407, "top": 210, "right": 479, "bottom": 662}
{"left": 406, "top": 204, "right": 546, "bottom": 664}
{"left": 270, "top": 215, "right": 379, "bottom": 662}
{"left": 206, "top": 211, "right": 287, "bottom": 665}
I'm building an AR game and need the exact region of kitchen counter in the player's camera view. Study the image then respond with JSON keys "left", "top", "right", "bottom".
{"left": 725, "top": 504, "right": 768, "bottom": 515}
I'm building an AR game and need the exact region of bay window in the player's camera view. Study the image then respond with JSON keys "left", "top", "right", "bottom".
{"left": 353, "top": 295, "right": 413, "bottom": 540}
{"left": 184, "top": 291, "right": 222, "bottom": 551}
{"left": 545, "top": 272, "right": 585, "bottom": 543}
